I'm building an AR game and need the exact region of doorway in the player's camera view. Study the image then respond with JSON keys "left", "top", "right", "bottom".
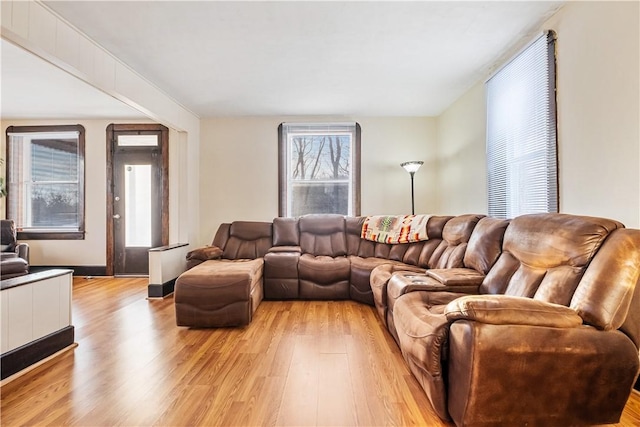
{"left": 106, "top": 124, "right": 169, "bottom": 276}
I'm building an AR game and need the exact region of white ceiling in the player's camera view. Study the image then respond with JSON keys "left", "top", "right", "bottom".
{"left": 0, "top": 39, "right": 147, "bottom": 120}
{"left": 4, "top": 1, "right": 565, "bottom": 119}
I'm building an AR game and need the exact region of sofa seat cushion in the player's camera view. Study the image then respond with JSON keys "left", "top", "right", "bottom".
{"left": 349, "top": 256, "right": 406, "bottom": 306}
{"left": 1, "top": 252, "right": 18, "bottom": 261}
{"left": 0, "top": 257, "right": 29, "bottom": 279}
{"left": 370, "top": 263, "right": 424, "bottom": 326}
{"left": 174, "top": 259, "right": 264, "bottom": 327}
{"left": 298, "top": 254, "right": 350, "bottom": 299}
{"left": 384, "top": 272, "right": 467, "bottom": 344}
{"left": 393, "top": 290, "right": 453, "bottom": 420}
{"left": 387, "top": 271, "right": 476, "bottom": 314}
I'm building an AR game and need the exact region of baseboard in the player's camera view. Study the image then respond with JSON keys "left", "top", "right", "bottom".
{"left": 30, "top": 266, "right": 107, "bottom": 276}
{"left": 0, "top": 343, "right": 77, "bottom": 386}
{"left": 1, "top": 326, "right": 75, "bottom": 380}
{"left": 148, "top": 278, "right": 176, "bottom": 298}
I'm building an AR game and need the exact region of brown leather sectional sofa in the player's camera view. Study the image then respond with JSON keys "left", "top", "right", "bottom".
{"left": 174, "top": 212, "right": 640, "bottom": 426}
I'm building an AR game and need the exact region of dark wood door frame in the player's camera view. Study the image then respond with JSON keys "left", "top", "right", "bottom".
{"left": 106, "top": 124, "right": 169, "bottom": 276}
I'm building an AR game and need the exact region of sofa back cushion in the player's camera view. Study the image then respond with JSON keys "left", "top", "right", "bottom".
{"left": 212, "top": 223, "right": 231, "bottom": 249}
{"left": 428, "top": 214, "right": 484, "bottom": 269}
{"left": 273, "top": 217, "right": 300, "bottom": 246}
{"left": 222, "top": 221, "right": 273, "bottom": 260}
{"left": 480, "top": 213, "right": 622, "bottom": 306}
{"left": 299, "top": 214, "right": 346, "bottom": 256}
{"left": 346, "top": 215, "right": 454, "bottom": 268}
{"left": 463, "top": 217, "right": 510, "bottom": 274}
{"left": 1, "top": 220, "right": 17, "bottom": 252}
{"left": 571, "top": 229, "right": 640, "bottom": 340}
{"left": 346, "top": 216, "right": 369, "bottom": 255}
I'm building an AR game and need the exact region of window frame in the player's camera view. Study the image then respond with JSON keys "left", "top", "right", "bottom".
{"left": 278, "top": 122, "right": 361, "bottom": 217}
{"left": 485, "top": 31, "right": 558, "bottom": 219}
{"left": 5, "top": 124, "right": 86, "bottom": 240}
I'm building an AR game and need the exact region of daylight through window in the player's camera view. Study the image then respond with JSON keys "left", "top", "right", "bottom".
{"left": 6, "top": 125, "right": 85, "bottom": 239}
{"left": 279, "top": 123, "right": 361, "bottom": 217}
{"left": 486, "top": 31, "right": 558, "bottom": 219}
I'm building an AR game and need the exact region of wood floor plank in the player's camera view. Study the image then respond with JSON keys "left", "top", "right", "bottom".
{"left": 317, "top": 352, "right": 357, "bottom": 426}
{"left": 1, "top": 277, "right": 639, "bottom": 427}
{"left": 276, "top": 335, "right": 320, "bottom": 426}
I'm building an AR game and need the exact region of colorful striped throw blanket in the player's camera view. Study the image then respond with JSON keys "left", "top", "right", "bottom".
{"left": 361, "top": 214, "right": 431, "bottom": 244}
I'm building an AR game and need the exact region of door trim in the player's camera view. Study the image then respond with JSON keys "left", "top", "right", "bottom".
{"left": 106, "top": 123, "right": 169, "bottom": 276}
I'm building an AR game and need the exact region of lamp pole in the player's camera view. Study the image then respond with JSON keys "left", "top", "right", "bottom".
{"left": 400, "top": 161, "right": 424, "bottom": 215}
{"left": 409, "top": 171, "right": 416, "bottom": 215}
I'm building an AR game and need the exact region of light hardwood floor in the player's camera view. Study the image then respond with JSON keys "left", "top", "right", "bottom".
{"left": 1, "top": 277, "right": 639, "bottom": 426}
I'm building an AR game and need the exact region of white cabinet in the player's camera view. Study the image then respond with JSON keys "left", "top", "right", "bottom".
{"left": 0, "top": 270, "right": 73, "bottom": 355}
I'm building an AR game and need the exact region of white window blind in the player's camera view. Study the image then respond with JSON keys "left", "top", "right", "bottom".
{"left": 486, "top": 31, "right": 558, "bottom": 219}
{"left": 6, "top": 125, "right": 85, "bottom": 239}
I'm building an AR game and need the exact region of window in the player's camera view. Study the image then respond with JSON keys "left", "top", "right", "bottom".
{"left": 6, "top": 125, "right": 85, "bottom": 239}
{"left": 278, "top": 122, "right": 361, "bottom": 217}
{"left": 486, "top": 31, "right": 558, "bottom": 219}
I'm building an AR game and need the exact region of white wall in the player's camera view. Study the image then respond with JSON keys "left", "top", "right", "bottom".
{"left": 199, "top": 116, "right": 437, "bottom": 245}
{"left": 1, "top": 0, "right": 200, "bottom": 249}
{"left": 435, "top": 1, "right": 640, "bottom": 227}
{"left": 435, "top": 83, "right": 487, "bottom": 215}
{"left": 545, "top": 1, "right": 639, "bottom": 228}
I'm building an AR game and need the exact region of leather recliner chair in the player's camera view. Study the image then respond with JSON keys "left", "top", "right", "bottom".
{"left": 0, "top": 219, "right": 29, "bottom": 280}
{"left": 391, "top": 213, "right": 640, "bottom": 426}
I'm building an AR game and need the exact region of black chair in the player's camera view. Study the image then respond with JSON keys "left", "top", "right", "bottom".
{"left": 1, "top": 220, "right": 29, "bottom": 280}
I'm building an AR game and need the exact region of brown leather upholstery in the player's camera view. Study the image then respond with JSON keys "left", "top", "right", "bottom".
{"left": 0, "top": 257, "right": 29, "bottom": 280}
{"left": 447, "top": 320, "right": 638, "bottom": 426}
{"left": 348, "top": 256, "right": 405, "bottom": 305}
{"left": 463, "top": 217, "right": 510, "bottom": 274}
{"left": 222, "top": 221, "right": 273, "bottom": 260}
{"left": 263, "top": 218, "right": 302, "bottom": 299}
{"left": 571, "top": 228, "right": 640, "bottom": 334}
{"left": 393, "top": 290, "right": 451, "bottom": 418}
{"left": 264, "top": 248, "right": 300, "bottom": 299}
{"left": 392, "top": 213, "right": 639, "bottom": 426}
{"left": 187, "top": 223, "right": 231, "bottom": 270}
{"left": 298, "top": 254, "right": 351, "bottom": 299}
{"left": 1, "top": 219, "right": 29, "bottom": 279}
{"left": 299, "top": 214, "right": 346, "bottom": 256}
{"left": 368, "top": 215, "right": 458, "bottom": 320}
{"left": 480, "top": 213, "right": 622, "bottom": 303}
{"left": 175, "top": 259, "right": 263, "bottom": 327}
{"left": 298, "top": 215, "right": 350, "bottom": 299}
{"left": 272, "top": 217, "right": 300, "bottom": 246}
{"left": 372, "top": 214, "right": 484, "bottom": 334}
{"left": 346, "top": 217, "right": 424, "bottom": 305}
{"left": 175, "top": 212, "right": 640, "bottom": 426}
{"left": 429, "top": 214, "right": 484, "bottom": 269}
{"left": 175, "top": 221, "right": 272, "bottom": 327}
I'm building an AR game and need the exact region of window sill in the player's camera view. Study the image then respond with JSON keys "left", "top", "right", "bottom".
{"left": 17, "top": 231, "right": 85, "bottom": 241}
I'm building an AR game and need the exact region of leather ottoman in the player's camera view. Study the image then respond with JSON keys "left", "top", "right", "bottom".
{"left": 174, "top": 259, "right": 264, "bottom": 327}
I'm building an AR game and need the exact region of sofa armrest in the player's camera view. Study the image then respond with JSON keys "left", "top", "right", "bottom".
{"left": 445, "top": 295, "right": 583, "bottom": 328}
{"left": 426, "top": 268, "right": 484, "bottom": 286}
{"left": 388, "top": 271, "right": 481, "bottom": 300}
{"left": 186, "top": 245, "right": 223, "bottom": 262}
{"left": 15, "top": 243, "right": 29, "bottom": 263}
{"left": 447, "top": 320, "right": 639, "bottom": 426}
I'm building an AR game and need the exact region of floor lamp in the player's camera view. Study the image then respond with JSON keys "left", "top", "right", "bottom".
{"left": 400, "top": 161, "right": 424, "bottom": 215}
